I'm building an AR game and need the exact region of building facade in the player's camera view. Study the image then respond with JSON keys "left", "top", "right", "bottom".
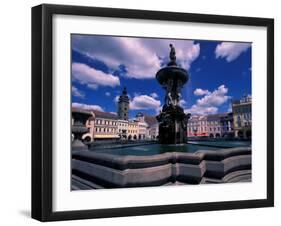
{"left": 71, "top": 109, "right": 93, "bottom": 142}
{"left": 220, "top": 113, "right": 234, "bottom": 138}
{"left": 187, "top": 115, "right": 208, "bottom": 137}
{"left": 144, "top": 115, "right": 159, "bottom": 140}
{"left": 135, "top": 113, "right": 148, "bottom": 140}
{"left": 91, "top": 110, "right": 119, "bottom": 140}
{"left": 128, "top": 120, "right": 139, "bottom": 140}
{"left": 187, "top": 113, "right": 234, "bottom": 138}
{"left": 232, "top": 95, "right": 252, "bottom": 139}
{"left": 207, "top": 114, "right": 223, "bottom": 138}
{"left": 117, "top": 119, "right": 128, "bottom": 140}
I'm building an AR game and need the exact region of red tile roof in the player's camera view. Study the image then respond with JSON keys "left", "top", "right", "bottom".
{"left": 92, "top": 110, "right": 118, "bottom": 120}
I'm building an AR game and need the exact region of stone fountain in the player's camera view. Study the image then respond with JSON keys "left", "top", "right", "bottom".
{"left": 156, "top": 44, "right": 190, "bottom": 144}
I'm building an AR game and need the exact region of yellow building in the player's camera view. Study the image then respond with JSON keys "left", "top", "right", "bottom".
{"left": 128, "top": 120, "right": 139, "bottom": 140}
{"left": 91, "top": 111, "right": 119, "bottom": 140}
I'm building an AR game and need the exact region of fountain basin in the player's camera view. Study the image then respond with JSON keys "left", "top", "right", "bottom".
{"left": 72, "top": 146, "right": 252, "bottom": 190}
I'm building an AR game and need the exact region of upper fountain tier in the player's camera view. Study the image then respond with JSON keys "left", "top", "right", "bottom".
{"left": 156, "top": 44, "right": 189, "bottom": 87}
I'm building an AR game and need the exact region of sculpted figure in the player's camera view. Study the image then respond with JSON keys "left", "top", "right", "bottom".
{"left": 169, "top": 44, "right": 176, "bottom": 63}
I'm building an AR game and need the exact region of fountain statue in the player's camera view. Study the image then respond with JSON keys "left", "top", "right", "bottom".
{"left": 156, "top": 44, "right": 191, "bottom": 144}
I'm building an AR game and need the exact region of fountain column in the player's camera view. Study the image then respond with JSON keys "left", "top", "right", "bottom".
{"left": 156, "top": 44, "right": 191, "bottom": 144}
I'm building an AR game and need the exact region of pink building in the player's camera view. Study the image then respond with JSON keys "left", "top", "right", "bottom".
{"left": 187, "top": 113, "right": 234, "bottom": 138}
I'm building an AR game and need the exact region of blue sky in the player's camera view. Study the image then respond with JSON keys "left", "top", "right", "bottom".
{"left": 71, "top": 34, "right": 251, "bottom": 118}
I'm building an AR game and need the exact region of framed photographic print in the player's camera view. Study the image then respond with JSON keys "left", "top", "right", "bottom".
{"left": 32, "top": 4, "right": 274, "bottom": 221}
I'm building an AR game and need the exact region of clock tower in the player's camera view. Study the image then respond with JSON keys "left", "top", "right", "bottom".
{"left": 117, "top": 87, "right": 129, "bottom": 120}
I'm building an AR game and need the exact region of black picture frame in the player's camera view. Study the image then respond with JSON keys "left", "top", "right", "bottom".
{"left": 32, "top": 4, "right": 274, "bottom": 222}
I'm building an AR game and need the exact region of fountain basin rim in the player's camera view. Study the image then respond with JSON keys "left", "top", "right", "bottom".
{"left": 72, "top": 147, "right": 251, "bottom": 170}
{"left": 156, "top": 66, "right": 189, "bottom": 85}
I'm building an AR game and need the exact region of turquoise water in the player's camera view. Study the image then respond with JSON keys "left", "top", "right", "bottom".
{"left": 90, "top": 141, "right": 251, "bottom": 156}
{"left": 187, "top": 141, "right": 251, "bottom": 148}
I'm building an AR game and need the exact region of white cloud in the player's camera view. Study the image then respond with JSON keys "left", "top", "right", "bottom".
{"left": 185, "top": 105, "right": 218, "bottom": 115}
{"left": 72, "top": 102, "right": 104, "bottom": 112}
{"left": 179, "top": 99, "right": 187, "bottom": 108}
{"left": 150, "top": 92, "right": 159, "bottom": 99}
{"left": 72, "top": 86, "right": 85, "bottom": 98}
{"left": 114, "top": 92, "right": 161, "bottom": 113}
{"left": 139, "top": 39, "right": 200, "bottom": 70}
{"left": 197, "top": 85, "right": 229, "bottom": 107}
{"left": 72, "top": 35, "right": 200, "bottom": 79}
{"left": 194, "top": 88, "right": 210, "bottom": 96}
{"left": 215, "top": 42, "right": 251, "bottom": 62}
{"left": 185, "top": 85, "right": 230, "bottom": 115}
{"left": 130, "top": 94, "right": 161, "bottom": 113}
{"left": 87, "top": 84, "right": 98, "bottom": 90}
{"left": 72, "top": 62, "right": 120, "bottom": 88}
{"left": 105, "top": 92, "right": 111, "bottom": 97}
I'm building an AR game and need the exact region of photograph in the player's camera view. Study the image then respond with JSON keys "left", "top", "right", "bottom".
{"left": 31, "top": 3, "right": 274, "bottom": 221}
{"left": 71, "top": 34, "right": 252, "bottom": 190}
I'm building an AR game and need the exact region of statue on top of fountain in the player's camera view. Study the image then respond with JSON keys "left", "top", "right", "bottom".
{"left": 168, "top": 43, "right": 177, "bottom": 66}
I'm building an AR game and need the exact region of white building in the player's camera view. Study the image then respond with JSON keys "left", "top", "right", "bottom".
{"left": 135, "top": 113, "right": 148, "bottom": 140}
{"left": 117, "top": 119, "right": 128, "bottom": 140}
{"left": 232, "top": 95, "right": 252, "bottom": 138}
